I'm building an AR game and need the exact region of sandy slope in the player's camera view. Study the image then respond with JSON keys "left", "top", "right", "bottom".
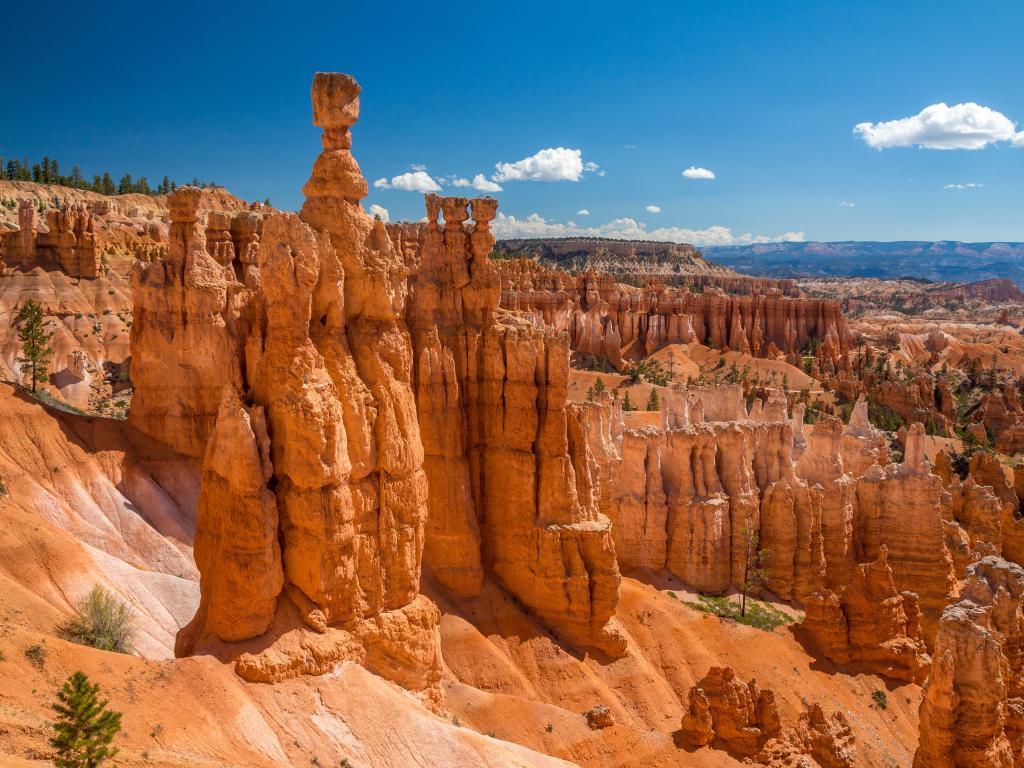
{"left": 0, "top": 382, "right": 920, "bottom": 767}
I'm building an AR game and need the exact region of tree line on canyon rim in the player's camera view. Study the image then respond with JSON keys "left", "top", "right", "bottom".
{"left": 0, "top": 155, "right": 252, "bottom": 201}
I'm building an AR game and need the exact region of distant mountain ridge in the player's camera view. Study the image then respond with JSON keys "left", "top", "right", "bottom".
{"left": 703, "top": 241, "right": 1024, "bottom": 286}
{"left": 493, "top": 236, "right": 733, "bottom": 276}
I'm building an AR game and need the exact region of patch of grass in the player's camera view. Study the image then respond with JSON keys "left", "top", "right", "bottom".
{"left": 685, "top": 593, "right": 794, "bottom": 631}
{"left": 25, "top": 643, "right": 47, "bottom": 668}
{"left": 58, "top": 585, "right": 135, "bottom": 654}
{"left": 872, "top": 689, "right": 888, "bottom": 710}
{"left": 31, "top": 389, "right": 89, "bottom": 417}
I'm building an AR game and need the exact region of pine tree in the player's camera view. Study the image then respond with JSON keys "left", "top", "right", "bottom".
{"left": 136, "top": 176, "right": 150, "bottom": 195}
{"left": 101, "top": 173, "right": 115, "bottom": 195}
{"left": 16, "top": 299, "right": 54, "bottom": 393}
{"left": 622, "top": 391, "right": 636, "bottom": 412}
{"left": 160, "top": 176, "right": 171, "bottom": 195}
{"left": 117, "top": 174, "right": 132, "bottom": 195}
{"left": 51, "top": 158, "right": 60, "bottom": 184}
{"left": 647, "top": 388, "right": 660, "bottom": 411}
{"left": 32, "top": 163, "right": 42, "bottom": 183}
{"left": 71, "top": 166, "right": 85, "bottom": 188}
{"left": 739, "top": 526, "right": 771, "bottom": 617}
{"left": 50, "top": 671, "right": 122, "bottom": 768}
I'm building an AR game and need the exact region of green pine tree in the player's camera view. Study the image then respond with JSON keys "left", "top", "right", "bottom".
{"left": 50, "top": 672, "right": 122, "bottom": 768}
{"left": 16, "top": 299, "right": 54, "bottom": 393}
{"left": 622, "top": 391, "right": 636, "bottom": 412}
{"left": 647, "top": 388, "right": 660, "bottom": 411}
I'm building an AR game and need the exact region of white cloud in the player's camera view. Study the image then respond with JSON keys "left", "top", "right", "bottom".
{"left": 577, "top": 209, "right": 590, "bottom": 216}
{"left": 854, "top": 102, "right": 1024, "bottom": 150}
{"left": 491, "top": 212, "right": 803, "bottom": 246}
{"left": 451, "top": 174, "right": 503, "bottom": 193}
{"left": 682, "top": 166, "right": 716, "bottom": 180}
{"left": 624, "top": 144, "right": 636, "bottom": 150}
{"left": 584, "top": 161, "right": 600, "bottom": 172}
{"left": 493, "top": 147, "right": 596, "bottom": 182}
{"left": 374, "top": 170, "right": 442, "bottom": 193}
{"left": 410, "top": 163, "right": 427, "bottom": 172}
{"left": 470, "top": 173, "right": 502, "bottom": 192}
{"left": 943, "top": 182, "right": 984, "bottom": 190}
{"left": 645, "top": 205, "right": 661, "bottom": 213}
{"left": 839, "top": 201, "right": 856, "bottom": 208}
{"left": 368, "top": 204, "right": 390, "bottom": 222}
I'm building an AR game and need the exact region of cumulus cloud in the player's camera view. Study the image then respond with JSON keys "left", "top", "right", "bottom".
{"left": 682, "top": 166, "right": 716, "bottom": 180}
{"left": 368, "top": 204, "right": 390, "bottom": 222}
{"left": 854, "top": 102, "right": 1024, "bottom": 150}
{"left": 577, "top": 209, "right": 590, "bottom": 216}
{"left": 410, "top": 163, "right": 428, "bottom": 172}
{"left": 943, "top": 182, "right": 984, "bottom": 189}
{"left": 493, "top": 148, "right": 596, "bottom": 182}
{"left": 839, "top": 201, "right": 856, "bottom": 208}
{"left": 490, "top": 212, "right": 803, "bottom": 246}
{"left": 374, "top": 170, "right": 442, "bottom": 193}
{"left": 470, "top": 173, "right": 502, "bottom": 192}
{"left": 645, "top": 204, "right": 661, "bottom": 213}
{"left": 452, "top": 174, "right": 503, "bottom": 192}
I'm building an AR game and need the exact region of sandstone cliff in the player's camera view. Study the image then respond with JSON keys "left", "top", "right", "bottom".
{"left": 395, "top": 194, "right": 624, "bottom": 655}
{"left": 131, "top": 74, "right": 442, "bottom": 705}
{"left": 498, "top": 259, "right": 850, "bottom": 370}
{"left": 914, "top": 556, "right": 1024, "bottom": 768}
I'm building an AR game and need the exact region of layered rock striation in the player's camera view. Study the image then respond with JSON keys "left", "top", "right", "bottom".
{"left": 498, "top": 259, "right": 850, "bottom": 369}
{"left": 132, "top": 73, "right": 442, "bottom": 703}
{"left": 393, "top": 194, "right": 624, "bottom": 654}
{"left": 914, "top": 556, "right": 1024, "bottom": 768}
{"left": 679, "top": 666, "right": 855, "bottom": 767}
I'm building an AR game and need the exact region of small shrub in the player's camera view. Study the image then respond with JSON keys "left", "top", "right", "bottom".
{"left": 25, "top": 643, "right": 47, "bottom": 668}
{"left": 0, "top": 649, "right": 6, "bottom": 661}
{"left": 545, "top": 722, "right": 554, "bottom": 733}
{"left": 0, "top": 479, "right": 7, "bottom": 497}
{"left": 58, "top": 585, "right": 135, "bottom": 654}
{"left": 872, "top": 689, "right": 888, "bottom": 710}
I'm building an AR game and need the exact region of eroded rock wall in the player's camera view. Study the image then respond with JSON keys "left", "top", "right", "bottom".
{"left": 132, "top": 73, "right": 442, "bottom": 704}
{"left": 914, "top": 556, "right": 1024, "bottom": 768}
{"left": 396, "top": 194, "right": 624, "bottom": 655}
{"left": 497, "top": 259, "right": 850, "bottom": 368}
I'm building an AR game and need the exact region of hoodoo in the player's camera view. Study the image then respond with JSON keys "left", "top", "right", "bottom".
{"left": 6, "top": 41, "right": 1024, "bottom": 766}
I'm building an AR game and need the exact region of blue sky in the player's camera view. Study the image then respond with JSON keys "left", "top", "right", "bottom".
{"left": 3, "top": 0, "right": 1023, "bottom": 244}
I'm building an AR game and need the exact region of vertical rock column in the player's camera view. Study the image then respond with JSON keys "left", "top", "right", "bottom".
{"left": 295, "top": 72, "right": 430, "bottom": 622}
{"left": 404, "top": 194, "right": 625, "bottom": 655}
